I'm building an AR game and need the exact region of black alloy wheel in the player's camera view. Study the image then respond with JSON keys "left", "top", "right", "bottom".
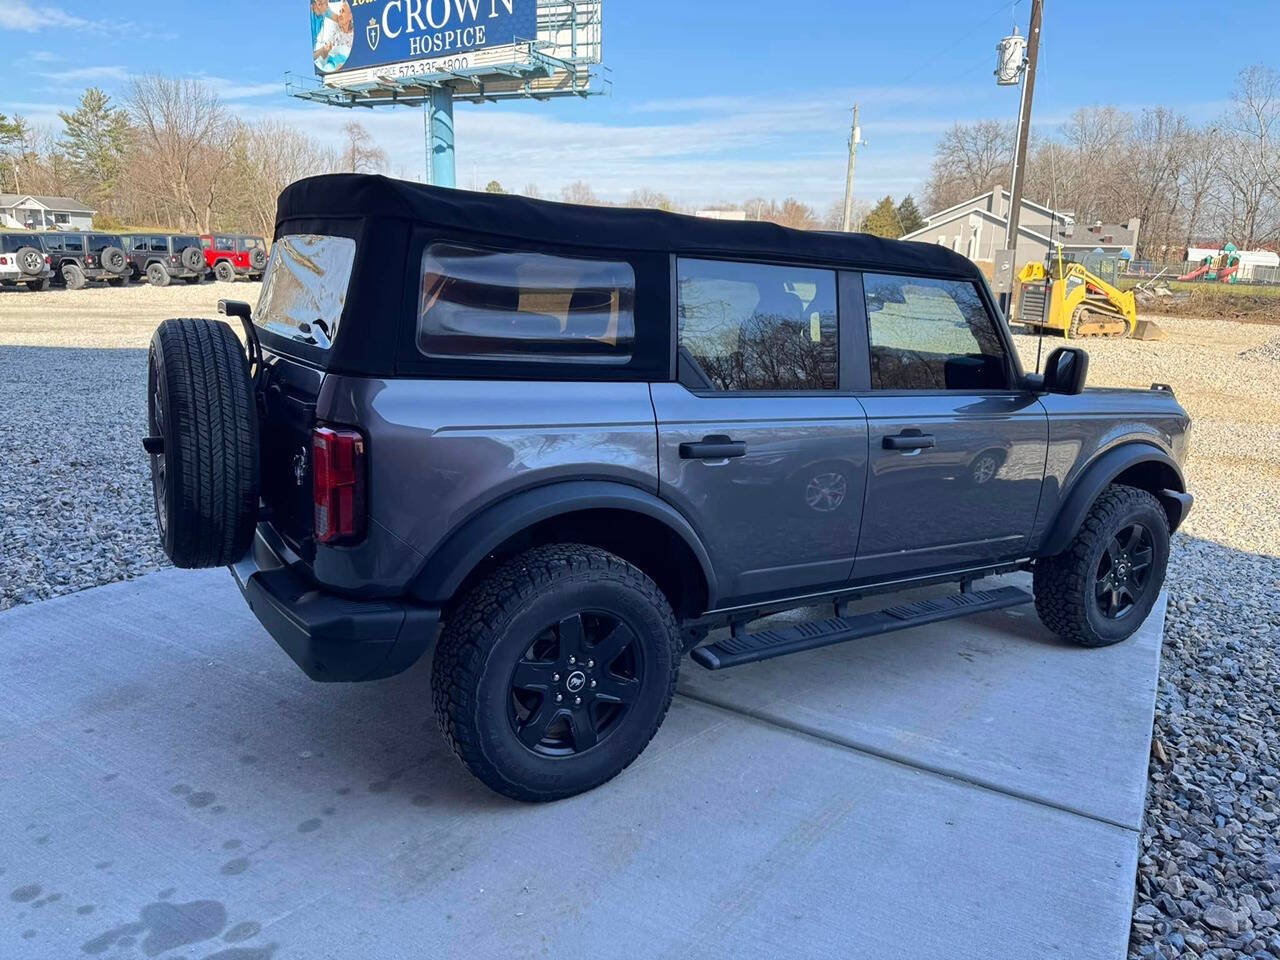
{"left": 1094, "top": 522, "right": 1155, "bottom": 620}
{"left": 508, "top": 611, "right": 644, "bottom": 757}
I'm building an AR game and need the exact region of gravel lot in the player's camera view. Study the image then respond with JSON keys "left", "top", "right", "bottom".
{"left": 2, "top": 285, "right": 1278, "bottom": 958}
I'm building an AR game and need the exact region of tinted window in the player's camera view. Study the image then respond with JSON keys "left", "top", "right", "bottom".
{"left": 173, "top": 235, "right": 201, "bottom": 251}
{"left": 149, "top": 237, "right": 168, "bottom": 253}
{"left": 215, "top": 236, "right": 235, "bottom": 251}
{"left": 255, "top": 234, "right": 357, "bottom": 349}
{"left": 418, "top": 243, "right": 636, "bottom": 364}
{"left": 863, "top": 274, "right": 1008, "bottom": 391}
{"left": 87, "top": 235, "right": 116, "bottom": 252}
{"left": 677, "top": 258, "right": 838, "bottom": 392}
{"left": 61, "top": 235, "right": 84, "bottom": 253}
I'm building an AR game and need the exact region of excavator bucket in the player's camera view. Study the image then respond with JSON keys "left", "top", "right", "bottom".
{"left": 1131, "top": 319, "right": 1167, "bottom": 341}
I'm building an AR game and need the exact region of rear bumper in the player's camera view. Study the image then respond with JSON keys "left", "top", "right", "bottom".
{"left": 230, "top": 526, "right": 441, "bottom": 682}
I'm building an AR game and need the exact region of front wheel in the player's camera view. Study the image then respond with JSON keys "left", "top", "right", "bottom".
{"left": 432, "top": 544, "right": 681, "bottom": 802}
{"left": 1033, "top": 484, "right": 1170, "bottom": 647}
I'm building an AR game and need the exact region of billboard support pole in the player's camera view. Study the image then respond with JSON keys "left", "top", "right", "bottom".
{"left": 425, "top": 86, "right": 456, "bottom": 188}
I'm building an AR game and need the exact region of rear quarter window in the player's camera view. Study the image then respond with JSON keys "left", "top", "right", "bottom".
{"left": 254, "top": 234, "right": 357, "bottom": 349}
{"left": 417, "top": 243, "right": 636, "bottom": 364}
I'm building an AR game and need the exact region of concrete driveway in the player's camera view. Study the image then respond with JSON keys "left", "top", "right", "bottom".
{"left": 0, "top": 570, "right": 1163, "bottom": 959}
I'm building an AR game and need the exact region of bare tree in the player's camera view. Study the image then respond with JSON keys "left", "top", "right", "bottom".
{"left": 1216, "top": 65, "right": 1280, "bottom": 247}
{"left": 225, "top": 120, "right": 340, "bottom": 240}
{"left": 626, "top": 187, "right": 676, "bottom": 211}
{"left": 339, "top": 121, "right": 388, "bottom": 175}
{"left": 127, "top": 74, "right": 229, "bottom": 232}
{"left": 924, "top": 120, "right": 1014, "bottom": 211}
{"left": 561, "top": 180, "right": 601, "bottom": 205}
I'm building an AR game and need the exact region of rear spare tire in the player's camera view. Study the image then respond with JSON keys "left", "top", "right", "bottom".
{"left": 180, "top": 245, "right": 205, "bottom": 272}
{"left": 16, "top": 246, "right": 44, "bottom": 276}
{"left": 250, "top": 247, "right": 268, "bottom": 271}
{"left": 100, "top": 246, "right": 127, "bottom": 274}
{"left": 146, "top": 317, "right": 259, "bottom": 569}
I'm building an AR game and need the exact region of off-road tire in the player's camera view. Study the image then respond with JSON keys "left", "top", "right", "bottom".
{"left": 180, "top": 245, "right": 205, "bottom": 272}
{"left": 249, "top": 247, "right": 268, "bottom": 271}
{"left": 99, "top": 246, "right": 127, "bottom": 275}
{"left": 147, "top": 263, "right": 171, "bottom": 287}
{"left": 147, "top": 317, "right": 259, "bottom": 569}
{"left": 61, "top": 263, "right": 87, "bottom": 290}
{"left": 15, "top": 245, "right": 44, "bottom": 277}
{"left": 1033, "top": 484, "right": 1170, "bottom": 647}
{"left": 214, "top": 260, "right": 236, "bottom": 283}
{"left": 432, "top": 544, "right": 682, "bottom": 802}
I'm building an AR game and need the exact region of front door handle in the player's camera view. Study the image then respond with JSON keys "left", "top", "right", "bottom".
{"left": 680, "top": 435, "right": 748, "bottom": 460}
{"left": 883, "top": 433, "right": 936, "bottom": 451}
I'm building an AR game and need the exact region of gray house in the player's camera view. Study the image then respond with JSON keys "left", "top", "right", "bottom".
{"left": 0, "top": 194, "right": 96, "bottom": 231}
{"left": 901, "top": 187, "right": 1140, "bottom": 271}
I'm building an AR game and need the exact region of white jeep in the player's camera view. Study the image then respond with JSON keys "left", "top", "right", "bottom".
{"left": 0, "top": 233, "right": 53, "bottom": 290}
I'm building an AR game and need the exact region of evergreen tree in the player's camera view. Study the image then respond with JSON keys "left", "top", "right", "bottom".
{"left": 0, "top": 113, "right": 28, "bottom": 193}
{"left": 896, "top": 194, "right": 926, "bottom": 235}
{"left": 861, "top": 195, "right": 903, "bottom": 237}
{"left": 58, "top": 88, "right": 130, "bottom": 208}
{"left": 484, "top": 180, "right": 506, "bottom": 194}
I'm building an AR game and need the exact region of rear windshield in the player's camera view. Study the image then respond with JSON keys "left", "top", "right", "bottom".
{"left": 87, "top": 235, "right": 118, "bottom": 251}
{"left": 173, "top": 236, "right": 201, "bottom": 250}
{"left": 254, "top": 234, "right": 356, "bottom": 349}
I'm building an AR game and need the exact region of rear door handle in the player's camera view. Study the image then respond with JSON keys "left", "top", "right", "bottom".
{"left": 680, "top": 436, "right": 748, "bottom": 460}
{"left": 883, "top": 433, "right": 936, "bottom": 451}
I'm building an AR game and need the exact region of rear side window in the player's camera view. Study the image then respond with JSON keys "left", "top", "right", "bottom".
{"left": 254, "top": 234, "right": 357, "bottom": 349}
{"left": 215, "top": 236, "right": 235, "bottom": 251}
{"left": 61, "top": 235, "right": 84, "bottom": 253}
{"left": 863, "top": 274, "right": 1008, "bottom": 391}
{"left": 417, "top": 243, "right": 636, "bottom": 364}
{"left": 677, "top": 258, "right": 839, "bottom": 392}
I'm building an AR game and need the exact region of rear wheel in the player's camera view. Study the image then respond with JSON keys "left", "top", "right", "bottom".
{"left": 146, "top": 317, "right": 259, "bottom": 568}
{"left": 1033, "top": 484, "right": 1170, "bottom": 646}
{"left": 61, "top": 263, "right": 87, "bottom": 290}
{"left": 432, "top": 544, "right": 681, "bottom": 802}
{"left": 147, "top": 263, "right": 171, "bottom": 287}
{"left": 214, "top": 260, "right": 236, "bottom": 283}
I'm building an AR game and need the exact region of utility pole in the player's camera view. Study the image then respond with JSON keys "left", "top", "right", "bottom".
{"left": 999, "top": 0, "right": 1042, "bottom": 313}
{"left": 841, "top": 104, "right": 861, "bottom": 232}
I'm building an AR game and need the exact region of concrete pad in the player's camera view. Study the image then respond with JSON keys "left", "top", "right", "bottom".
{"left": 0, "top": 570, "right": 1156, "bottom": 959}
{"left": 681, "top": 573, "right": 1167, "bottom": 830}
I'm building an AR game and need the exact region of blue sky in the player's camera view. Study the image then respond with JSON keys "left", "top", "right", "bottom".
{"left": 1, "top": 0, "right": 1276, "bottom": 210}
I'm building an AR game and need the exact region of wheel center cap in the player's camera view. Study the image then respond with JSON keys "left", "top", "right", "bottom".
{"left": 565, "top": 671, "right": 587, "bottom": 694}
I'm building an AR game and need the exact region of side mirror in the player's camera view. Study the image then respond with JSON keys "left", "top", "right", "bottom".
{"left": 1043, "top": 346, "right": 1089, "bottom": 395}
{"left": 218, "top": 299, "right": 252, "bottom": 322}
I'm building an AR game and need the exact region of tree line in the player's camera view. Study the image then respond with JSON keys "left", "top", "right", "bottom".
{"left": 0, "top": 75, "right": 385, "bottom": 240}
{"left": 923, "top": 65, "right": 1280, "bottom": 255}
{"left": 2, "top": 64, "right": 1274, "bottom": 257}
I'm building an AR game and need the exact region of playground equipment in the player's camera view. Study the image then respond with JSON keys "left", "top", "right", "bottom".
{"left": 1016, "top": 245, "right": 1139, "bottom": 339}
{"left": 1178, "top": 244, "right": 1241, "bottom": 283}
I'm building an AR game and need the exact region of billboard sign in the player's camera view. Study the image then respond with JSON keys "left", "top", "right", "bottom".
{"left": 311, "top": 0, "right": 537, "bottom": 84}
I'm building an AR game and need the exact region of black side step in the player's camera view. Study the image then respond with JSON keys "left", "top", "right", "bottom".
{"left": 690, "top": 586, "right": 1032, "bottom": 670}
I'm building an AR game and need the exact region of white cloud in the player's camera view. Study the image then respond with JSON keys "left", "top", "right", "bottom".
{"left": 38, "top": 65, "right": 130, "bottom": 85}
{"left": 0, "top": 1, "right": 91, "bottom": 31}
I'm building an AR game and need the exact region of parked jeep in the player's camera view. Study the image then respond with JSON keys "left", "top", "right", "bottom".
{"left": 44, "top": 232, "right": 130, "bottom": 288}
{"left": 123, "top": 233, "right": 206, "bottom": 286}
{"left": 0, "top": 232, "right": 53, "bottom": 290}
{"left": 201, "top": 233, "right": 269, "bottom": 283}
{"left": 144, "top": 175, "right": 1193, "bottom": 802}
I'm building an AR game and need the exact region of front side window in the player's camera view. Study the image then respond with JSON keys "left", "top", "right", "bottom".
{"left": 863, "top": 274, "right": 1008, "bottom": 391}
{"left": 418, "top": 243, "right": 636, "bottom": 364}
{"left": 254, "top": 234, "right": 357, "bottom": 349}
{"left": 677, "top": 258, "right": 838, "bottom": 392}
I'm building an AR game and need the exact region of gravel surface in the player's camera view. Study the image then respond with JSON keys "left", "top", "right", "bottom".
{"left": 0, "top": 282, "right": 259, "bottom": 610}
{"left": 2, "top": 288, "right": 1278, "bottom": 958}
{"left": 1013, "top": 321, "right": 1280, "bottom": 960}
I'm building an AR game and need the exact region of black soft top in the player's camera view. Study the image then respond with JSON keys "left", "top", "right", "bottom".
{"left": 276, "top": 174, "right": 981, "bottom": 280}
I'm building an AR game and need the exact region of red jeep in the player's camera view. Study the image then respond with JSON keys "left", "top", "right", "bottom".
{"left": 200, "top": 234, "right": 269, "bottom": 282}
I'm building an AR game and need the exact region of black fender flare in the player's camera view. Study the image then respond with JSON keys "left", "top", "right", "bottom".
{"left": 1036, "top": 442, "right": 1189, "bottom": 557}
{"left": 409, "top": 480, "right": 719, "bottom": 607}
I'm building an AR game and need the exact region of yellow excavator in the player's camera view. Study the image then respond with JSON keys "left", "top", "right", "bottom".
{"left": 1016, "top": 246, "right": 1138, "bottom": 339}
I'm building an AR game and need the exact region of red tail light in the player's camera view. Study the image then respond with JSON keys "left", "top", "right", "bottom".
{"left": 312, "top": 426, "right": 366, "bottom": 544}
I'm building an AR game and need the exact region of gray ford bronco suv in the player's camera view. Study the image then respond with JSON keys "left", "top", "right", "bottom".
{"left": 145, "top": 174, "right": 1192, "bottom": 802}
